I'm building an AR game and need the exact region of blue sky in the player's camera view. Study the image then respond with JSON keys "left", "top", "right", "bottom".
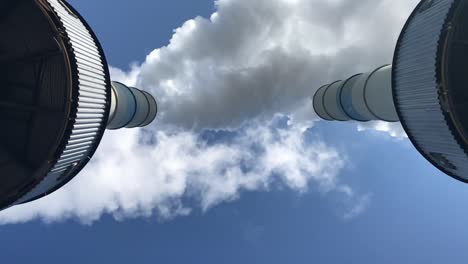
{"left": 2, "top": 0, "right": 468, "bottom": 263}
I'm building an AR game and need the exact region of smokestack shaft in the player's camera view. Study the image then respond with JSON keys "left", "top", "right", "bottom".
{"left": 107, "top": 82, "right": 158, "bottom": 129}
{"left": 313, "top": 65, "right": 399, "bottom": 122}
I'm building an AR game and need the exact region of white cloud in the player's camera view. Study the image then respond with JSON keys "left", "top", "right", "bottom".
{"left": 0, "top": 120, "right": 347, "bottom": 224}
{"left": 0, "top": 0, "right": 421, "bottom": 224}
{"left": 121, "top": 0, "right": 418, "bottom": 130}
{"left": 357, "top": 121, "right": 408, "bottom": 139}
{"left": 343, "top": 193, "right": 372, "bottom": 220}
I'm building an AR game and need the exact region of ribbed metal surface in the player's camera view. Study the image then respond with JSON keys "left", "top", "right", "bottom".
{"left": 14, "top": 0, "right": 109, "bottom": 204}
{"left": 393, "top": 0, "right": 468, "bottom": 180}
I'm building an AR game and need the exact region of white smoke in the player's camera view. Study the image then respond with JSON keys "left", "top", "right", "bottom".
{"left": 358, "top": 121, "right": 408, "bottom": 139}
{"left": 128, "top": 0, "right": 418, "bottom": 130}
{"left": 0, "top": 120, "right": 349, "bottom": 224}
{"left": 0, "top": 0, "right": 418, "bottom": 224}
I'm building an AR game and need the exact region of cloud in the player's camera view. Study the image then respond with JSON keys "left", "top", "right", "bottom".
{"left": 0, "top": 0, "right": 420, "bottom": 224}
{"left": 0, "top": 120, "right": 346, "bottom": 224}
{"left": 343, "top": 193, "right": 372, "bottom": 220}
{"left": 357, "top": 121, "right": 408, "bottom": 139}
{"left": 118, "top": 0, "right": 419, "bottom": 130}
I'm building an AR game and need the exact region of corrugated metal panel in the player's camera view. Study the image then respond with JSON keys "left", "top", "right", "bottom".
{"left": 393, "top": 0, "right": 468, "bottom": 180}
{"left": 14, "top": 0, "right": 109, "bottom": 204}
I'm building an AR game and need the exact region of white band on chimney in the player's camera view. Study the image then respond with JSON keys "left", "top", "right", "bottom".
{"left": 364, "top": 65, "right": 399, "bottom": 122}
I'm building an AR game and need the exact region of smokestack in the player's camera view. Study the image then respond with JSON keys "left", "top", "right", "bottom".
{"left": 313, "top": 0, "right": 468, "bottom": 183}
{"left": 0, "top": 0, "right": 158, "bottom": 209}
{"left": 107, "top": 82, "right": 158, "bottom": 129}
{"left": 313, "top": 65, "right": 398, "bottom": 122}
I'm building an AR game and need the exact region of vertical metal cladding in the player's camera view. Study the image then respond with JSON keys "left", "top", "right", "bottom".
{"left": 392, "top": 0, "right": 468, "bottom": 181}
{"left": 107, "top": 82, "right": 158, "bottom": 129}
{"left": 313, "top": 65, "right": 399, "bottom": 122}
{"left": 15, "top": 0, "right": 111, "bottom": 204}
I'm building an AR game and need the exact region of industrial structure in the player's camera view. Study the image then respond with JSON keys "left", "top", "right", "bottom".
{"left": 313, "top": 0, "right": 468, "bottom": 183}
{"left": 0, "top": 0, "right": 157, "bottom": 209}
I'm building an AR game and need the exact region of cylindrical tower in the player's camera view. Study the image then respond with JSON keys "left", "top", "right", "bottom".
{"left": 313, "top": 65, "right": 399, "bottom": 122}
{"left": 0, "top": 0, "right": 158, "bottom": 210}
{"left": 313, "top": 0, "right": 468, "bottom": 183}
{"left": 107, "top": 82, "right": 158, "bottom": 129}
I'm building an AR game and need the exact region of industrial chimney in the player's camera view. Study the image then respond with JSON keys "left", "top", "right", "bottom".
{"left": 313, "top": 0, "right": 468, "bottom": 183}
{"left": 0, "top": 0, "right": 157, "bottom": 209}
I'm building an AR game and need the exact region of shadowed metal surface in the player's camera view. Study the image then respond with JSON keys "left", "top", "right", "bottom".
{"left": 0, "top": 0, "right": 160, "bottom": 210}
{"left": 13, "top": 0, "right": 111, "bottom": 205}
{"left": 393, "top": 0, "right": 468, "bottom": 182}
